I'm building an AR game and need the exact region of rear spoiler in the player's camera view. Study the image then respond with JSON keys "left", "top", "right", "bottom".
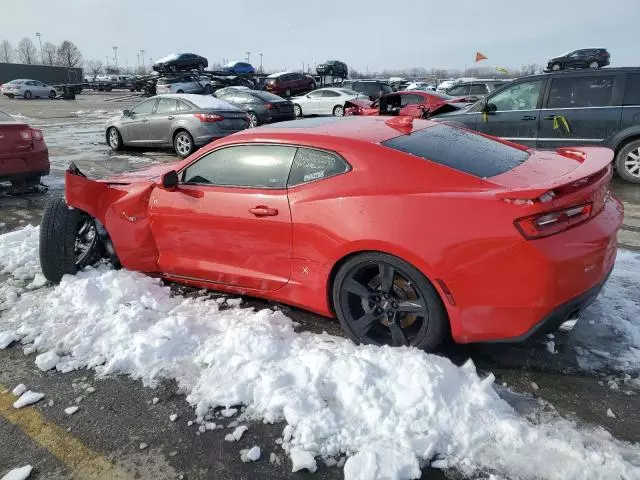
{"left": 494, "top": 147, "right": 613, "bottom": 201}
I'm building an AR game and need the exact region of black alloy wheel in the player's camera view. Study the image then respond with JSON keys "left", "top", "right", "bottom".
{"left": 333, "top": 252, "right": 447, "bottom": 351}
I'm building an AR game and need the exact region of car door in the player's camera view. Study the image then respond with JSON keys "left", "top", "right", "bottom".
{"left": 302, "top": 90, "right": 325, "bottom": 114}
{"left": 149, "top": 97, "right": 178, "bottom": 145}
{"left": 148, "top": 144, "right": 295, "bottom": 290}
{"left": 475, "top": 78, "right": 546, "bottom": 147}
{"left": 317, "top": 89, "right": 342, "bottom": 114}
{"left": 122, "top": 98, "right": 156, "bottom": 144}
{"left": 537, "top": 73, "right": 622, "bottom": 149}
{"left": 36, "top": 81, "right": 48, "bottom": 97}
{"left": 564, "top": 51, "right": 580, "bottom": 68}
{"left": 398, "top": 93, "right": 424, "bottom": 117}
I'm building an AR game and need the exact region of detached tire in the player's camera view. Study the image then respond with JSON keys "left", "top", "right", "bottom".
{"left": 39, "top": 198, "right": 102, "bottom": 283}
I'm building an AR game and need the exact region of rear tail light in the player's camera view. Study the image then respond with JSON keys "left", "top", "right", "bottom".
{"left": 515, "top": 203, "right": 592, "bottom": 239}
{"left": 264, "top": 103, "right": 274, "bottom": 110}
{"left": 19, "top": 130, "right": 31, "bottom": 140}
{"left": 31, "top": 128, "right": 44, "bottom": 141}
{"left": 194, "top": 113, "right": 224, "bottom": 122}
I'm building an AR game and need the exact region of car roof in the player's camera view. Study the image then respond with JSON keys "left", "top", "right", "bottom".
{"left": 156, "top": 94, "right": 240, "bottom": 110}
{"left": 225, "top": 116, "right": 437, "bottom": 145}
{"left": 517, "top": 67, "right": 639, "bottom": 81}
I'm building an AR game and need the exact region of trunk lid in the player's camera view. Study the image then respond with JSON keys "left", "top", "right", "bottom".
{"left": 0, "top": 122, "right": 32, "bottom": 154}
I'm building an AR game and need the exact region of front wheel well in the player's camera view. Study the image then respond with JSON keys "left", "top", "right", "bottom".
{"left": 614, "top": 134, "right": 640, "bottom": 154}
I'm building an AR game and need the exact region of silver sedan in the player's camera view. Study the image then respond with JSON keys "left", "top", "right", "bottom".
{"left": 105, "top": 94, "right": 249, "bottom": 157}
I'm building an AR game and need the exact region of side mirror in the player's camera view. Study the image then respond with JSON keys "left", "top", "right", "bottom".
{"left": 161, "top": 170, "right": 179, "bottom": 190}
{"left": 122, "top": 109, "right": 131, "bottom": 117}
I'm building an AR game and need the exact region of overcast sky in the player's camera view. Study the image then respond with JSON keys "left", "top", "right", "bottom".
{"left": 2, "top": 0, "right": 638, "bottom": 72}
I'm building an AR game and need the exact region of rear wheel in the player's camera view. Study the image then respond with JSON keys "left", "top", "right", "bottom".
{"left": 284, "top": 88, "right": 292, "bottom": 98}
{"left": 203, "top": 84, "right": 212, "bottom": 94}
{"left": 589, "top": 61, "right": 599, "bottom": 68}
{"left": 551, "top": 62, "right": 562, "bottom": 71}
{"left": 173, "top": 130, "right": 194, "bottom": 158}
{"left": 198, "top": 63, "right": 205, "bottom": 72}
{"left": 107, "top": 127, "right": 123, "bottom": 151}
{"left": 615, "top": 139, "right": 640, "bottom": 184}
{"left": 310, "top": 82, "right": 316, "bottom": 90}
{"left": 247, "top": 112, "right": 259, "bottom": 128}
{"left": 333, "top": 105, "right": 344, "bottom": 117}
{"left": 49, "top": 90, "right": 56, "bottom": 99}
{"left": 24, "top": 90, "right": 32, "bottom": 99}
{"left": 294, "top": 104, "right": 302, "bottom": 117}
{"left": 332, "top": 252, "right": 448, "bottom": 351}
{"left": 176, "top": 89, "right": 184, "bottom": 94}
{"left": 39, "top": 198, "right": 103, "bottom": 284}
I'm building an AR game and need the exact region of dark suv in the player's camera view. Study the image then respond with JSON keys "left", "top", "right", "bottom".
{"left": 316, "top": 61, "right": 348, "bottom": 78}
{"left": 264, "top": 72, "right": 316, "bottom": 97}
{"left": 445, "top": 80, "right": 507, "bottom": 102}
{"left": 341, "top": 80, "right": 393, "bottom": 100}
{"left": 546, "top": 49, "right": 610, "bottom": 71}
{"left": 433, "top": 67, "right": 640, "bottom": 183}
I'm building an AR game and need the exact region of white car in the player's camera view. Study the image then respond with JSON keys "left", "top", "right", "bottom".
{"left": 1, "top": 79, "right": 56, "bottom": 99}
{"left": 405, "top": 82, "right": 436, "bottom": 91}
{"left": 291, "top": 87, "right": 368, "bottom": 117}
{"left": 155, "top": 75, "right": 212, "bottom": 95}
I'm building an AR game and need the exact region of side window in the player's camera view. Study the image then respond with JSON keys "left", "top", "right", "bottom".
{"left": 182, "top": 145, "right": 296, "bottom": 188}
{"left": 131, "top": 99, "right": 157, "bottom": 115}
{"left": 447, "top": 85, "right": 469, "bottom": 96}
{"left": 624, "top": 73, "right": 640, "bottom": 106}
{"left": 324, "top": 90, "right": 341, "bottom": 98}
{"left": 287, "top": 148, "right": 349, "bottom": 186}
{"left": 236, "top": 93, "right": 253, "bottom": 103}
{"left": 400, "top": 94, "right": 421, "bottom": 106}
{"left": 547, "top": 75, "right": 615, "bottom": 108}
{"left": 308, "top": 90, "right": 324, "bottom": 98}
{"left": 469, "top": 84, "right": 489, "bottom": 95}
{"left": 488, "top": 80, "right": 543, "bottom": 111}
{"left": 177, "top": 100, "right": 192, "bottom": 112}
{"left": 156, "top": 98, "right": 177, "bottom": 114}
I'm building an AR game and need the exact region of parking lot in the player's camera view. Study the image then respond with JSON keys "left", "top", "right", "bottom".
{"left": 1, "top": 93, "right": 640, "bottom": 479}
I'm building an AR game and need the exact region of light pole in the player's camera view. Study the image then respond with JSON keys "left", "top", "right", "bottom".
{"left": 136, "top": 53, "right": 140, "bottom": 73}
{"left": 105, "top": 56, "right": 109, "bottom": 68}
{"left": 35, "top": 33, "right": 43, "bottom": 64}
{"left": 259, "top": 53, "right": 263, "bottom": 73}
{"left": 246, "top": 51, "right": 251, "bottom": 64}
{"left": 140, "top": 49, "right": 145, "bottom": 74}
{"left": 112, "top": 46, "right": 118, "bottom": 72}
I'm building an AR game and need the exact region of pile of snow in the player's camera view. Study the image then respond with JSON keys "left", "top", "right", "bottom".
{"left": 1, "top": 226, "right": 640, "bottom": 479}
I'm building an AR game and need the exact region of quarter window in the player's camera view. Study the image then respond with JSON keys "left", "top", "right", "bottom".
{"left": 400, "top": 94, "right": 421, "bottom": 106}
{"left": 547, "top": 75, "right": 615, "bottom": 108}
{"left": 182, "top": 145, "right": 296, "bottom": 188}
{"left": 177, "top": 100, "right": 192, "bottom": 112}
{"left": 287, "top": 148, "right": 349, "bottom": 186}
{"left": 488, "top": 80, "right": 543, "bottom": 111}
{"left": 447, "top": 85, "right": 470, "bottom": 96}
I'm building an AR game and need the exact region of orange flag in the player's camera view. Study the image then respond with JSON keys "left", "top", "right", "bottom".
{"left": 475, "top": 52, "right": 488, "bottom": 62}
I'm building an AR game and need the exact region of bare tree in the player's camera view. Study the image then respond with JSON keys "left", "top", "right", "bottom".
{"left": 84, "top": 59, "right": 103, "bottom": 77}
{"left": 0, "top": 40, "right": 13, "bottom": 63}
{"left": 41, "top": 42, "right": 57, "bottom": 65}
{"left": 56, "top": 40, "right": 82, "bottom": 67}
{"left": 16, "top": 38, "right": 37, "bottom": 64}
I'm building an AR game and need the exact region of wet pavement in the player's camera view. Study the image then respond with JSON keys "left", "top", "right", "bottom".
{"left": 0, "top": 93, "right": 639, "bottom": 479}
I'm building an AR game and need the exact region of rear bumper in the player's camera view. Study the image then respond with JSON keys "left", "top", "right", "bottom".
{"left": 0, "top": 148, "right": 50, "bottom": 181}
{"left": 446, "top": 195, "right": 623, "bottom": 343}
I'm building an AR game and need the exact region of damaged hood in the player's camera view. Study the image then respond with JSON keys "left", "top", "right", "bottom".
{"left": 100, "top": 162, "right": 182, "bottom": 184}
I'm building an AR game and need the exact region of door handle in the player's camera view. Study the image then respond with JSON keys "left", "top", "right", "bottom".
{"left": 521, "top": 115, "right": 537, "bottom": 121}
{"left": 249, "top": 206, "right": 278, "bottom": 217}
{"left": 543, "top": 115, "right": 556, "bottom": 120}
{"left": 167, "top": 116, "right": 175, "bottom": 120}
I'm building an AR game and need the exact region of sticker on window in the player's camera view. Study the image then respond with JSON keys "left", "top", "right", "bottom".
{"left": 303, "top": 171, "right": 325, "bottom": 182}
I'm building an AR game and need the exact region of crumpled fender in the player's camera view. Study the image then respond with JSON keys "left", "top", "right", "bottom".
{"left": 65, "top": 168, "right": 161, "bottom": 273}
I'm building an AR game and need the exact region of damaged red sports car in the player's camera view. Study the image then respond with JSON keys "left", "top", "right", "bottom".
{"left": 344, "top": 90, "right": 470, "bottom": 118}
{"left": 39, "top": 116, "right": 623, "bottom": 351}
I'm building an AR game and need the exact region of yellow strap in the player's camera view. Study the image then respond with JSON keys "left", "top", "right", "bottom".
{"left": 552, "top": 115, "right": 571, "bottom": 133}
{"left": 482, "top": 111, "right": 488, "bottom": 123}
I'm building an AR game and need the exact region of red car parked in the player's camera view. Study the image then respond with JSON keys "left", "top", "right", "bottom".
{"left": 263, "top": 72, "right": 317, "bottom": 98}
{"left": 345, "top": 90, "right": 470, "bottom": 118}
{"left": 39, "top": 116, "right": 622, "bottom": 350}
{"left": 0, "top": 110, "right": 49, "bottom": 187}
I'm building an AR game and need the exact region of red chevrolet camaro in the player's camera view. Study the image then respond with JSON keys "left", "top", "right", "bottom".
{"left": 345, "top": 90, "right": 469, "bottom": 118}
{"left": 39, "top": 116, "right": 623, "bottom": 350}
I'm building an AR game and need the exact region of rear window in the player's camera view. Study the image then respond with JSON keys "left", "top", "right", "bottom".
{"left": 381, "top": 124, "right": 530, "bottom": 178}
{"left": 251, "top": 91, "right": 284, "bottom": 102}
{"left": 624, "top": 73, "right": 640, "bottom": 106}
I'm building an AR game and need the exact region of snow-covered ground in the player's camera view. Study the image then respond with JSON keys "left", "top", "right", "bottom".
{"left": 1, "top": 226, "right": 639, "bottom": 479}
